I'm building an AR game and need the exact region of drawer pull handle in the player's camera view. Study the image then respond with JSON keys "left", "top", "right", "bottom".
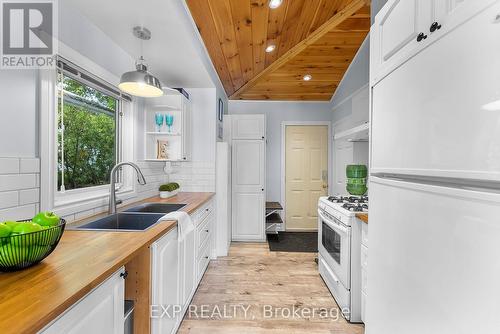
{"left": 205, "top": 208, "right": 209, "bottom": 212}
{"left": 120, "top": 270, "right": 128, "bottom": 279}
{"left": 430, "top": 21, "right": 441, "bottom": 32}
{"left": 204, "top": 256, "right": 209, "bottom": 259}
{"left": 416, "top": 32, "right": 427, "bottom": 42}
{"left": 205, "top": 229, "right": 209, "bottom": 233}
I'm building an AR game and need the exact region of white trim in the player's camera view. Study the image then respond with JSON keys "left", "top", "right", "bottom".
{"left": 331, "top": 83, "right": 369, "bottom": 116}
{"left": 280, "top": 121, "right": 332, "bottom": 232}
{"left": 39, "top": 43, "right": 137, "bottom": 214}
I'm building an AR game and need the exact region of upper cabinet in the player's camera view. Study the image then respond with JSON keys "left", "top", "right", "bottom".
{"left": 371, "top": 0, "right": 494, "bottom": 85}
{"left": 143, "top": 89, "right": 192, "bottom": 162}
{"left": 231, "top": 114, "right": 266, "bottom": 140}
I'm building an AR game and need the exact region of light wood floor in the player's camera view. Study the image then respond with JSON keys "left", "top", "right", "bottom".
{"left": 178, "top": 243, "right": 364, "bottom": 334}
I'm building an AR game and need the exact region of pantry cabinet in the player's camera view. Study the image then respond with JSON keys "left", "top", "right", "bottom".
{"left": 40, "top": 268, "right": 125, "bottom": 334}
{"left": 229, "top": 115, "right": 266, "bottom": 242}
{"left": 371, "top": 0, "right": 491, "bottom": 85}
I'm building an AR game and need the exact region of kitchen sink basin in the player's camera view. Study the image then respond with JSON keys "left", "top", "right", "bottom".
{"left": 72, "top": 213, "right": 166, "bottom": 231}
{"left": 124, "top": 203, "right": 186, "bottom": 214}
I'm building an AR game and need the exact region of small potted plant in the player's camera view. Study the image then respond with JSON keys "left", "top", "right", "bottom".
{"left": 159, "top": 182, "right": 180, "bottom": 199}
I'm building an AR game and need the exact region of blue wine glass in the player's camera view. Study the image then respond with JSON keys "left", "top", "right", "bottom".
{"left": 155, "top": 113, "right": 164, "bottom": 132}
{"left": 165, "top": 114, "right": 174, "bottom": 133}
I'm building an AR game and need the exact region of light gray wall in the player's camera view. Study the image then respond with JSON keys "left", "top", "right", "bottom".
{"left": 371, "top": 0, "right": 389, "bottom": 23}
{"left": 228, "top": 101, "right": 332, "bottom": 202}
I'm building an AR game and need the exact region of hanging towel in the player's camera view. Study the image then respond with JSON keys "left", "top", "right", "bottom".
{"left": 158, "top": 211, "right": 194, "bottom": 242}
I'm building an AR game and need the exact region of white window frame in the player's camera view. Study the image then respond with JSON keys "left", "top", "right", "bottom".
{"left": 40, "top": 42, "right": 138, "bottom": 214}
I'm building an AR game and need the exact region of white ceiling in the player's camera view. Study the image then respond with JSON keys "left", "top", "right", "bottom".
{"left": 64, "top": 0, "right": 214, "bottom": 88}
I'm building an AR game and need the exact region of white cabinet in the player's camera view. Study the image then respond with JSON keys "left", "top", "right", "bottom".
{"left": 144, "top": 89, "right": 192, "bottom": 162}
{"left": 231, "top": 137, "right": 265, "bottom": 242}
{"left": 231, "top": 114, "right": 266, "bottom": 140}
{"left": 151, "top": 227, "right": 180, "bottom": 334}
{"left": 41, "top": 268, "right": 125, "bottom": 334}
{"left": 360, "top": 221, "right": 368, "bottom": 323}
{"left": 193, "top": 198, "right": 215, "bottom": 282}
{"left": 371, "top": 0, "right": 491, "bottom": 85}
{"left": 371, "top": 2, "right": 500, "bottom": 180}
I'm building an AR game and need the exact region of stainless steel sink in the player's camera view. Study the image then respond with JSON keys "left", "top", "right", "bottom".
{"left": 71, "top": 213, "right": 166, "bottom": 231}
{"left": 124, "top": 203, "right": 186, "bottom": 214}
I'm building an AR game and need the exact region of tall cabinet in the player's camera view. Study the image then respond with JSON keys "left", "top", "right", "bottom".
{"left": 229, "top": 115, "right": 266, "bottom": 242}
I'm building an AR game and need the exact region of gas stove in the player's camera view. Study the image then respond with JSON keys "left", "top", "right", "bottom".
{"left": 327, "top": 195, "right": 368, "bottom": 205}
{"left": 319, "top": 195, "right": 369, "bottom": 220}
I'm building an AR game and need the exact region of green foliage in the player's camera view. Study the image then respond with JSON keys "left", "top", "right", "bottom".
{"left": 57, "top": 75, "right": 117, "bottom": 191}
{"left": 159, "top": 183, "right": 180, "bottom": 192}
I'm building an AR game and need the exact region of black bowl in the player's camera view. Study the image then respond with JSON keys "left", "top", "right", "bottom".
{"left": 0, "top": 219, "right": 66, "bottom": 272}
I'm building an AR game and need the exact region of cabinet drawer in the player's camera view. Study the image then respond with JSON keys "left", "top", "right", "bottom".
{"left": 193, "top": 200, "right": 214, "bottom": 225}
{"left": 196, "top": 238, "right": 211, "bottom": 281}
{"left": 361, "top": 222, "right": 368, "bottom": 247}
{"left": 196, "top": 214, "right": 212, "bottom": 255}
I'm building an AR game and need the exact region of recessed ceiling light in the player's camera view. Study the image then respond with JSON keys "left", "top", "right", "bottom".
{"left": 265, "top": 44, "right": 276, "bottom": 53}
{"left": 303, "top": 74, "right": 312, "bottom": 81}
{"left": 269, "top": 0, "right": 283, "bottom": 9}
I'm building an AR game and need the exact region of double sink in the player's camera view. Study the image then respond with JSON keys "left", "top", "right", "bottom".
{"left": 72, "top": 203, "right": 186, "bottom": 231}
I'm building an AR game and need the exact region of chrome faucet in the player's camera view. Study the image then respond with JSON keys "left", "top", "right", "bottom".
{"left": 109, "top": 162, "right": 147, "bottom": 214}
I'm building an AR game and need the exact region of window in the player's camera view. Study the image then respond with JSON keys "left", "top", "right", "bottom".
{"left": 56, "top": 66, "right": 122, "bottom": 192}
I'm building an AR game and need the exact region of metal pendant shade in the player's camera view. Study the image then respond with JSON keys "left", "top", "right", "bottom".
{"left": 119, "top": 62, "right": 163, "bottom": 98}
{"left": 119, "top": 27, "right": 163, "bottom": 98}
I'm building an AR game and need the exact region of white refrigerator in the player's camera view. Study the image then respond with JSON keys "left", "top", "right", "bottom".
{"left": 367, "top": 3, "right": 500, "bottom": 334}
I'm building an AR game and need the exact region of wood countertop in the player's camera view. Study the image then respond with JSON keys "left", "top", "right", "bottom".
{"left": 356, "top": 213, "right": 368, "bottom": 224}
{"left": 0, "top": 192, "right": 214, "bottom": 334}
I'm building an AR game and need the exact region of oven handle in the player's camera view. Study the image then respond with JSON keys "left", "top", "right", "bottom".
{"left": 318, "top": 209, "right": 349, "bottom": 235}
{"left": 322, "top": 257, "right": 340, "bottom": 284}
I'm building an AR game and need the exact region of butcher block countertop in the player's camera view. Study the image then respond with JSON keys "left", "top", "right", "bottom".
{"left": 356, "top": 213, "right": 368, "bottom": 224}
{"left": 0, "top": 192, "right": 214, "bottom": 334}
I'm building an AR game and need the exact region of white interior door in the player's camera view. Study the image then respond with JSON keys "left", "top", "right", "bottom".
{"left": 285, "top": 125, "right": 328, "bottom": 231}
{"left": 232, "top": 139, "right": 265, "bottom": 241}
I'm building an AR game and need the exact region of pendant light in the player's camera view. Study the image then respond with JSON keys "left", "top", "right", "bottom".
{"left": 119, "top": 26, "right": 163, "bottom": 98}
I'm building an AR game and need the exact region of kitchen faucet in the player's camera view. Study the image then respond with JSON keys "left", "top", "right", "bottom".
{"left": 109, "top": 162, "right": 147, "bottom": 214}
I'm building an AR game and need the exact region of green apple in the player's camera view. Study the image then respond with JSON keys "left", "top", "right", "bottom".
{"left": 0, "top": 223, "right": 12, "bottom": 238}
{"left": 0, "top": 243, "right": 28, "bottom": 266}
{"left": 29, "top": 245, "right": 51, "bottom": 259}
{"left": 4, "top": 221, "right": 21, "bottom": 229}
{"left": 33, "top": 212, "right": 60, "bottom": 227}
{"left": 10, "top": 222, "right": 43, "bottom": 247}
{"left": 37, "top": 226, "right": 60, "bottom": 246}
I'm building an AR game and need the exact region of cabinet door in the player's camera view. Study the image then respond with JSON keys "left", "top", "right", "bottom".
{"left": 371, "top": 0, "right": 431, "bottom": 83}
{"left": 231, "top": 115, "right": 265, "bottom": 140}
{"left": 232, "top": 140, "right": 265, "bottom": 193}
{"left": 151, "top": 227, "right": 179, "bottom": 334}
{"left": 232, "top": 192, "right": 265, "bottom": 241}
{"left": 41, "top": 268, "right": 125, "bottom": 334}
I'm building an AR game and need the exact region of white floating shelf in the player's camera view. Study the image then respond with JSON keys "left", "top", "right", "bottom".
{"left": 148, "top": 105, "right": 181, "bottom": 111}
{"left": 143, "top": 159, "right": 183, "bottom": 162}
{"left": 145, "top": 132, "right": 182, "bottom": 136}
{"left": 334, "top": 123, "right": 369, "bottom": 141}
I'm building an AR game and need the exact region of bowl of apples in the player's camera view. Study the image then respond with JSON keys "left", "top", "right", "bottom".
{"left": 0, "top": 212, "right": 66, "bottom": 272}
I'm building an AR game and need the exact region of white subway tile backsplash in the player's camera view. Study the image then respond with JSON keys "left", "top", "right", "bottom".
{"left": 0, "top": 174, "right": 37, "bottom": 191}
{"left": 19, "top": 188, "right": 39, "bottom": 205}
{"left": 0, "top": 158, "right": 19, "bottom": 174}
{"left": 0, "top": 204, "right": 37, "bottom": 221}
{"left": 20, "top": 158, "right": 40, "bottom": 173}
{"left": 0, "top": 191, "right": 19, "bottom": 210}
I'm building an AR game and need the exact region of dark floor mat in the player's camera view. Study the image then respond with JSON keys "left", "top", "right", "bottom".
{"left": 267, "top": 232, "right": 318, "bottom": 253}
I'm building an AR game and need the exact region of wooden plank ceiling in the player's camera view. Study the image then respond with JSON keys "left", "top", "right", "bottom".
{"left": 186, "top": 0, "right": 370, "bottom": 101}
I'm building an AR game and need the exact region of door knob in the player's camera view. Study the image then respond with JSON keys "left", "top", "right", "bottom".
{"left": 430, "top": 21, "right": 442, "bottom": 32}
{"left": 417, "top": 32, "right": 428, "bottom": 42}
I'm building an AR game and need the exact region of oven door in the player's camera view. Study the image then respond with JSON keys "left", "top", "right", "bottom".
{"left": 318, "top": 208, "right": 351, "bottom": 288}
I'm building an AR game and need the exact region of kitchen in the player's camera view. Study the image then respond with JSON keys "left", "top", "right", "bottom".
{"left": 0, "top": 0, "right": 499, "bottom": 334}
